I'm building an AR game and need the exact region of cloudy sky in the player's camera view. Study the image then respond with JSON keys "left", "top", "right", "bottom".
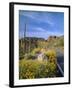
{"left": 19, "top": 10, "right": 64, "bottom": 39}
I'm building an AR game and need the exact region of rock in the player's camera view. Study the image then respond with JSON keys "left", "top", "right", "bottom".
{"left": 37, "top": 53, "right": 48, "bottom": 61}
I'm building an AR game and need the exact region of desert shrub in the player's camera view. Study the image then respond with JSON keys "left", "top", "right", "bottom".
{"left": 46, "top": 62, "right": 57, "bottom": 77}
{"left": 58, "top": 38, "right": 64, "bottom": 46}
{"left": 24, "top": 53, "right": 36, "bottom": 60}
{"left": 32, "top": 48, "right": 41, "bottom": 54}
{"left": 19, "top": 60, "right": 57, "bottom": 79}
{"left": 45, "top": 50, "right": 57, "bottom": 63}
{"left": 19, "top": 48, "right": 24, "bottom": 60}
{"left": 38, "top": 41, "right": 48, "bottom": 48}
{"left": 55, "top": 38, "right": 64, "bottom": 47}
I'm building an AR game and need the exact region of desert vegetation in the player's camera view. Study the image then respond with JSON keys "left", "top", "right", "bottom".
{"left": 19, "top": 35, "right": 64, "bottom": 79}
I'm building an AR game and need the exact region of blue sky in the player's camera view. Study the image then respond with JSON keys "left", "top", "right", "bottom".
{"left": 19, "top": 10, "right": 64, "bottom": 40}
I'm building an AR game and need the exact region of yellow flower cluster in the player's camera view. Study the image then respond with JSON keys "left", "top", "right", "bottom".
{"left": 45, "top": 49, "right": 57, "bottom": 63}
{"left": 19, "top": 58, "right": 57, "bottom": 79}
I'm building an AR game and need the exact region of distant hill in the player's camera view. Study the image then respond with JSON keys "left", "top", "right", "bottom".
{"left": 19, "top": 35, "right": 64, "bottom": 48}
{"left": 20, "top": 37, "right": 45, "bottom": 40}
{"left": 47, "top": 35, "right": 64, "bottom": 48}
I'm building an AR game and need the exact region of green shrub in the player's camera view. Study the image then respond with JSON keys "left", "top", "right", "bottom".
{"left": 32, "top": 48, "right": 41, "bottom": 54}
{"left": 19, "top": 48, "right": 24, "bottom": 60}
{"left": 19, "top": 60, "right": 57, "bottom": 79}
{"left": 24, "top": 53, "right": 36, "bottom": 60}
{"left": 45, "top": 50, "right": 57, "bottom": 63}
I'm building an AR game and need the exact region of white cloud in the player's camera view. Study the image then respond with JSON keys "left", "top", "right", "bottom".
{"left": 36, "top": 27, "right": 46, "bottom": 32}
{"left": 20, "top": 11, "right": 54, "bottom": 26}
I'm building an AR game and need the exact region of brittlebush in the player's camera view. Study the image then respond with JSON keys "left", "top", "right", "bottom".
{"left": 45, "top": 50, "right": 57, "bottom": 63}
{"left": 19, "top": 59, "right": 57, "bottom": 79}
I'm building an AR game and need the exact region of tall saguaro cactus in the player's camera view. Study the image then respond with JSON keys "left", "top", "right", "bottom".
{"left": 24, "top": 23, "right": 26, "bottom": 54}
